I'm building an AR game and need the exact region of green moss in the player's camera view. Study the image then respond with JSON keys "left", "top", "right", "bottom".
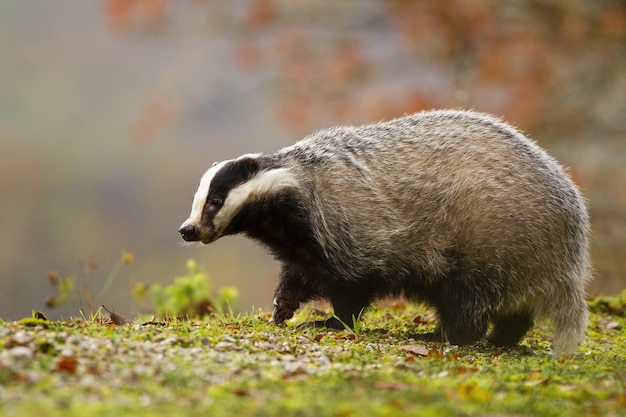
{"left": 589, "top": 289, "right": 626, "bottom": 316}
{"left": 16, "top": 317, "right": 50, "bottom": 328}
{"left": 1, "top": 299, "right": 625, "bottom": 417}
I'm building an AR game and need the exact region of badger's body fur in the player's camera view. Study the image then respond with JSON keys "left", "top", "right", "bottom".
{"left": 179, "top": 109, "right": 591, "bottom": 356}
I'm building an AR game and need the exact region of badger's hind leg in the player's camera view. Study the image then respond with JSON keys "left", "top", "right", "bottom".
{"left": 486, "top": 311, "right": 534, "bottom": 347}
{"left": 413, "top": 282, "right": 493, "bottom": 346}
{"left": 435, "top": 308, "right": 490, "bottom": 346}
{"left": 412, "top": 270, "right": 503, "bottom": 346}
{"left": 413, "top": 314, "right": 489, "bottom": 345}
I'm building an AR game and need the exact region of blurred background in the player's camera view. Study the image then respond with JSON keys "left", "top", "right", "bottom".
{"left": 1, "top": 0, "right": 624, "bottom": 320}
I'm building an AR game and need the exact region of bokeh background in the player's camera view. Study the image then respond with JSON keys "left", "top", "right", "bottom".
{"left": 1, "top": 0, "right": 625, "bottom": 320}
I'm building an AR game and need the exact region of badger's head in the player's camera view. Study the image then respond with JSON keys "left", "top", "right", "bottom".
{"left": 178, "top": 154, "right": 299, "bottom": 244}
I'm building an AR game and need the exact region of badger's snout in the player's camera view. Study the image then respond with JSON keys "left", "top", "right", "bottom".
{"left": 179, "top": 224, "right": 199, "bottom": 242}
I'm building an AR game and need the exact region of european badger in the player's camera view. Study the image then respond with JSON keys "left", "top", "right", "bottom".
{"left": 179, "top": 109, "right": 591, "bottom": 356}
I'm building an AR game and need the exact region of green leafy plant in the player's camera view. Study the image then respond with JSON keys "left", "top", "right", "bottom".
{"left": 150, "top": 259, "right": 239, "bottom": 318}
{"left": 331, "top": 308, "right": 366, "bottom": 337}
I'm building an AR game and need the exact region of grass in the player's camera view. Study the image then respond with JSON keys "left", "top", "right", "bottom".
{"left": 1, "top": 301, "right": 625, "bottom": 417}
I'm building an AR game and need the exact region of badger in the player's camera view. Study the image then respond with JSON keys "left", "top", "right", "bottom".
{"left": 178, "top": 109, "right": 591, "bottom": 356}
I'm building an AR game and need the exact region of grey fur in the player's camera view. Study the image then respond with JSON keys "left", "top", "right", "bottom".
{"left": 180, "top": 109, "right": 591, "bottom": 357}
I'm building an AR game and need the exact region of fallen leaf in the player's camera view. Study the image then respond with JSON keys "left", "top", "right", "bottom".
{"left": 334, "top": 333, "right": 356, "bottom": 340}
{"left": 454, "top": 366, "right": 479, "bottom": 376}
{"left": 101, "top": 305, "right": 134, "bottom": 325}
{"left": 397, "top": 345, "right": 429, "bottom": 357}
{"left": 232, "top": 387, "right": 249, "bottom": 397}
{"left": 428, "top": 348, "right": 444, "bottom": 361}
{"left": 56, "top": 356, "right": 79, "bottom": 374}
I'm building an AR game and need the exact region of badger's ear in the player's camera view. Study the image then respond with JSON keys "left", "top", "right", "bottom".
{"left": 237, "top": 156, "right": 261, "bottom": 178}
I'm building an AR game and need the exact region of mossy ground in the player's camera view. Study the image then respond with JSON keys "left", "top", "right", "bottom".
{"left": 1, "top": 300, "right": 625, "bottom": 417}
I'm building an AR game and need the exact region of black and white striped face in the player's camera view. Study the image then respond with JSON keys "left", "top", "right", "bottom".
{"left": 178, "top": 154, "right": 298, "bottom": 244}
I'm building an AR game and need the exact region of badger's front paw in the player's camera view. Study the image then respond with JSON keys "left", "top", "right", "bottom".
{"left": 271, "top": 289, "right": 300, "bottom": 325}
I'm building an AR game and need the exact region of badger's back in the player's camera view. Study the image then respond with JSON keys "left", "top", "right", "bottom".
{"left": 280, "top": 110, "right": 589, "bottom": 310}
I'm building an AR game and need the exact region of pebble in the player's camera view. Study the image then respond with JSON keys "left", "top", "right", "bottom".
{"left": 606, "top": 321, "right": 622, "bottom": 330}
{"left": 8, "top": 346, "right": 34, "bottom": 361}
{"left": 13, "top": 331, "right": 33, "bottom": 345}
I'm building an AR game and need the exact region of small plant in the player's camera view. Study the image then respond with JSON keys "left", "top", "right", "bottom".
{"left": 150, "top": 259, "right": 238, "bottom": 318}
{"left": 17, "top": 311, "right": 50, "bottom": 328}
{"left": 332, "top": 308, "right": 366, "bottom": 337}
{"left": 45, "top": 251, "right": 135, "bottom": 315}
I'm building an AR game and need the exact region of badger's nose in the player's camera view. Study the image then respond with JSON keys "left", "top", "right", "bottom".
{"left": 178, "top": 224, "right": 199, "bottom": 241}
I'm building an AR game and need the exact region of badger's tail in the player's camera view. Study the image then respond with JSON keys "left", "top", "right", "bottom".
{"left": 549, "top": 261, "right": 591, "bottom": 357}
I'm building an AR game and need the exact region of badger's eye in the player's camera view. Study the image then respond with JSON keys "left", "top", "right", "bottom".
{"left": 210, "top": 197, "right": 223, "bottom": 207}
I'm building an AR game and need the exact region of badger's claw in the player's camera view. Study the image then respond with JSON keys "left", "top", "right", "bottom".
{"left": 271, "top": 307, "right": 293, "bottom": 325}
{"left": 271, "top": 291, "right": 300, "bottom": 325}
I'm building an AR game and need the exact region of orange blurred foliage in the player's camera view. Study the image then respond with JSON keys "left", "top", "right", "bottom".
{"left": 105, "top": 0, "right": 167, "bottom": 32}
{"left": 602, "top": 6, "right": 626, "bottom": 37}
{"left": 244, "top": 0, "right": 276, "bottom": 29}
{"left": 102, "top": 0, "right": 626, "bottom": 135}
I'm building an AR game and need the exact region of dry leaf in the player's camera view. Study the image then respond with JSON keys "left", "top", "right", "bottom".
{"left": 397, "top": 345, "right": 429, "bottom": 357}
{"left": 101, "top": 305, "right": 134, "bottom": 325}
{"left": 232, "top": 387, "right": 249, "bottom": 397}
{"left": 454, "top": 366, "right": 479, "bottom": 376}
{"left": 428, "top": 348, "right": 444, "bottom": 361}
{"left": 334, "top": 333, "right": 356, "bottom": 340}
{"left": 56, "top": 356, "right": 79, "bottom": 374}
{"left": 412, "top": 315, "right": 429, "bottom": 325}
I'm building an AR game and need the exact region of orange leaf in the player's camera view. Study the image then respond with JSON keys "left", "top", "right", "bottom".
{"left": 412, "top": 315, "right": 429, "bottom": 325}
{"left": 334, "top": 332, "right": 356, "bottom": 341}
{"left": 56, "top": 356, "right": 79, "bottom": 374}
